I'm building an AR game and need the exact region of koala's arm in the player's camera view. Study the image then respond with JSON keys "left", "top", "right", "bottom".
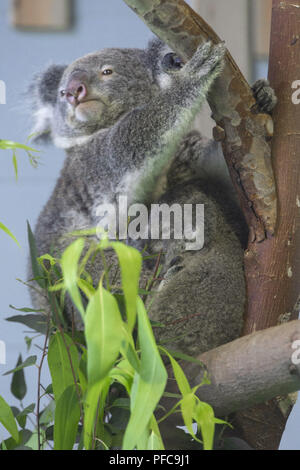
{"left": 106, "top": 42, "right": 225, "bottom": 203}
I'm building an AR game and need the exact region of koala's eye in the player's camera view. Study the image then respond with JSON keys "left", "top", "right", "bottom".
{"left": 162, "top": 53, "right": 183, "bottom": 72}
{"left": 102, "top": 68, "right": 113, "bottom": 76}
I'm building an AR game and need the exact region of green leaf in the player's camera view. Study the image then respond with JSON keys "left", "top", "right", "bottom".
{"left": 9, "top": 305, "right": 44, "bottom": 314}
{"left": 0, "top": 395, "right": 19, "bottom": 442}
{"left": 27, "top": 222, "right": 46, "bottom": 288}
{"left": 109, "top": 359, "right": 134, "bottom": 395}
{"left": 38, "top": 253, "right": 57, "bottom": 267}
{"left": 61, "top": 238, "right": 85, "bottom": 319}
{"left": 110, "top": 398, "right": 130, "bottom": 410}
{"left": 77, "top": 278, "right": 96, "bottom": 300}
{"left": 84, "top": 378, "right": 110, "bottom": 450}
{"left": 11, "top": 354, "right": 27, "bottom": 401}
{"left": 15, "top": 404, "right": 35, "bottom": 429}
{"left": 122, "top": 297, "right": 167, "bottom": 450}
{"left": 25, "top": 430, "right": 46, "bottom": 450}
{"left": 85, "top": 282, "right": 123, "bottom": 386}
{"left": 147, "top": 430, "right": 162, "bottom": 450}
{"left": 159, "top": 347, "right": 191, "bottom": 396}
{"left": 25, "top": 336, "right": 33, "bottom": 352}
{"left": 0, "top": 139, "right": 39, "bottom": 153}
{"left": 54, "top": 385, "right": 80, "bottom": 450}
{"left": 180, "top": 393, "right": 199, "bottom": 443}
{"left": 47, "top": 332, "right": 79, "bottom": 401}
{"left": 78, "top": 348, "right": 88, "bottom": 394}
{"left": 0, "top": 222, "right": 20, "bottom": 247}
{"left": 12, "top": 152, "right": 18, "bottom": 181}
{"left": 194, "top": 399, "right": 216, "bottom": 451}
{"left": 6, "top": 314, "right": 47, "bottom": 334}
{"left": 83, "top": 283, "right": 124, "bottom": 450}
{"left": 147, "top": 416, "right": 164, "bottom": 450}
{"left": 40, "top": 401, "right": 55, "bottom": 425}
{"left": 2, "top": 429, "right": 32, "bottom": 450}
{"left": 3, "top": 356, "right": 37, "bottom": 376}
{"left": 106, "top": 241, "right": 142, "bottom": 331}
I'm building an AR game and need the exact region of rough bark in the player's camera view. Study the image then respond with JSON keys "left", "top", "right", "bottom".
{"left": 235, "top": 0, "right": 300, "bottom": 450}
{"left": 243, "top": 0, "right": 300, "bottom": 334}
{"left": 123, "top": 0, "right": 277, "bottom": 242}
{"left": 164, "top": 320, "right": 300, "bottom": 416}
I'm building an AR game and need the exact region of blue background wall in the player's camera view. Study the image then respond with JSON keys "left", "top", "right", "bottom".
{"left": 0, "top": 0, "right": 299, "bottom": 449}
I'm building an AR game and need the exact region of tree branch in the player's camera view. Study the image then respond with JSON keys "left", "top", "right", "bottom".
{"left": 158, "top": 320, "right": 300, "bottom": 447}
{"left": 123, "top": 0, "right": 277, "bottom": 242}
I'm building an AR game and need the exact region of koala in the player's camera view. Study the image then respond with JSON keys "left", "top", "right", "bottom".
{"left": 28, "top": 38, "right": 276, "bottom": 357}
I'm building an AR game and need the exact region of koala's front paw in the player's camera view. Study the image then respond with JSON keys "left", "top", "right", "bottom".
{"left": 252, "top": 79, "right": 277, "bottom": 114}
{"left": 185, "top": 41, "right": 226, "bottom": 80}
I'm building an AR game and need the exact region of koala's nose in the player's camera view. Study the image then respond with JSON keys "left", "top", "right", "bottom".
{"left": 61, "top": 80, "right": 88, "bottom": 106}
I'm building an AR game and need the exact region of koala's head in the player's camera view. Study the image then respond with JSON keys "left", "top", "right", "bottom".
{"left": 30, "top": 39, "right": 184, "bottom": 149}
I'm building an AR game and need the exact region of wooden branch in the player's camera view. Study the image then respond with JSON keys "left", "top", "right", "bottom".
{"left": 234, "top": 0, "right": 300, "bottom": 449}
{"left": 123, "top": 0, "right": 277, "bottom": 242}
{"left": 158, "top": 320, "right": 300, "bottom": 448}
{"left": 243, "top": 0, "right": 300, "bottom": 334}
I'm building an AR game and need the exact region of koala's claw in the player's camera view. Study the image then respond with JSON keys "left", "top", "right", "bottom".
{"left": 252, "top": 79, "right": 278, "bottom": 114}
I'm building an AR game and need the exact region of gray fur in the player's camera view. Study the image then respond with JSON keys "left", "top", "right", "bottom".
{"left": 29, "top": 38, "right": 249, "bottom": 356}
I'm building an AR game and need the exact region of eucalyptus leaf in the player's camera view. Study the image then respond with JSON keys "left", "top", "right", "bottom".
{"left": 16, "top": 404, "right": 35, "bottom": 429}
{"left": 11, "top": 354, "right": 27, "bottom": 401}
{"left": 48, "top": 332, "right": 79, "bottom": 401}
{"left": 27, "top": 222, "right": 46, "bottom": 288}
{"left": 3, "top": 356, "right": 37, "bottom": 376}
{"left": 0, "top": 222, "right": 20, "bottom": 247}
{"left": 122, "top": 298, "right": 167, "bottom": 450}
{"left": 85, "top": 283, "right": 123, "bottom": 385}
{"left": 54, "top": 385, "right": 80, "bottom": 450}
{"left": 6, "top": 314, "right": 47, "bottom": 334}
{"left": 103, "top": 241, "right": 142, "bottom": 331}
{"left": 0, "top": 395, "right": 19, "bottom": 442}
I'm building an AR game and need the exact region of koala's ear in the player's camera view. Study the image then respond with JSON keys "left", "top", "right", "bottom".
{"left": 30, "top": 64, "right": 67, "bottom": 144}
{"left": 145, "top": 37, "right": 180, "bottom": 86}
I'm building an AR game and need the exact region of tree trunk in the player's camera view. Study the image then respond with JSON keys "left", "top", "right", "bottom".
{"left": 234, "top": 0, "right": 300, "bottom": 450}
{"left": 122, "top": 0, "right": 300, "bottom": 449}
{"left": 244, "top": 0, "right": 300, "bottom": 334}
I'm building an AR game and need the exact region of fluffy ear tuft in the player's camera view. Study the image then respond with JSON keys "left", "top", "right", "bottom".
{"left": 30, "top": 64, "right": 67, "bottom": 144}
{"left": 145, "top": 37, "right": 178, "bottom": 87}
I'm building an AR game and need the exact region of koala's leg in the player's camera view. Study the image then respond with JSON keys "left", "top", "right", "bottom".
{"left": 148, "top": 248, "right": 245, "bottom": 356}
{"left": 252, "top": 79, "right": 277, "bottom": 114}
{"left": 146, "top": 181, "right": 246, "bottom": 357}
